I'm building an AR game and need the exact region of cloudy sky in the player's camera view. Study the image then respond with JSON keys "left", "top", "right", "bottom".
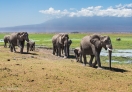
{"left": 0, "top": 0, "right": 132, "bottom": 27}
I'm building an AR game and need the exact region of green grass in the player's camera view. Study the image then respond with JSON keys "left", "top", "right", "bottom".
{"left": 0, "top": 33, "right": 132, "bottom": 49}
{"left": 0, "top": 33, "right": 132, "bottom": 92}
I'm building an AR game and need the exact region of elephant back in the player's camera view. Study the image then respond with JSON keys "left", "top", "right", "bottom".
{"left": 4, "top": 35, "right": 10, "bottom": 42}
{"left": 10, "top": 33, "right": 18, "bottom": 40}
{"left": 81, "top": 35, "right": 91, "bottom": 45}
{"left": 29, "top": 40, "right": 35, "bottom": 46}
{"left": 52, "top": 34, "right": 60, "bottom": 44}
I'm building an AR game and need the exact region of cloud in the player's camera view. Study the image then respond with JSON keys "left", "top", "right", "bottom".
{"left": 39, "top": 3, "right": 132, "bottom": 18}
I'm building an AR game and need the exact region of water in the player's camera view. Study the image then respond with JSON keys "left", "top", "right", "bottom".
{"left": 101, "top": 49, "right": 132, "bottom": 64}
{"left": 101, "top": 49, "right": 132, "bottom": 57}
{"left": 0, "top": 39, "right": 4, "bottom": 42}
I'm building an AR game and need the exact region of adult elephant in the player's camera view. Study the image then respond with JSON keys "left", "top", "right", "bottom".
{"left": 62, "top": 39, "right": 72, "bottom": 57}
{"left": 27, "top": 40, "right": 35, "bottom": 52}
{"left": 80, "top": 34, "right": 112, "bottom": 69}
{"left": 9, "top": 32, "right": 29, "bottom": 53}
{"left": 4, "top": 35, "right": 10, "bottom": 48}
{"left": 52, "top": 33, "right": 69, "bottom": 58}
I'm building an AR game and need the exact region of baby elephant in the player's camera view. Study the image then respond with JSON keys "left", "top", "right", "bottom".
{"left": 74, "top": 47, "right": 82, "bottom": 63}
{"left": 27, "top": 40, "right": 35, "bottom": 52}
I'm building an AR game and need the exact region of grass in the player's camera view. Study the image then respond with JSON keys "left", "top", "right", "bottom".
{"left": 1, "top": 33, "right": 132, "bottom": 49}
{"left": 0, "top": 46, "right": 132, "bottom": 92}
{"left": 0, "top": 33, "right": 132, "bottom": 91}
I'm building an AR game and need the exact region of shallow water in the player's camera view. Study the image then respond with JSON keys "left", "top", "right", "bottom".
{"left": 101, "top": 49, "right": 132, "bottom": 57}
{"left": 101, "top": 49, "right": 132, "bottom": 64}
{"left": 0, "top": 39, "right": 4, "bottom": 42}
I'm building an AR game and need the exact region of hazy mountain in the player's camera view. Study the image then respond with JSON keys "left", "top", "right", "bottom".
{"left": 0, "top": 17, "right": 132, "bottom": 33}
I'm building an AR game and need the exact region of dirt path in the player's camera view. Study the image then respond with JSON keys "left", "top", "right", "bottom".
{"left": 0, "top": 46, "right": 132, "bottom": 92}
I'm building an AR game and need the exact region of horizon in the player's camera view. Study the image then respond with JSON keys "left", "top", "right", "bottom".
{"left": 0, "top": 0, "right": 132, "bottom": 28}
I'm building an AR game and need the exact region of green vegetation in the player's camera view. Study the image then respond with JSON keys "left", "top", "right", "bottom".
{"left": 0, "top": 33, "right": 132, "bottom": 49}
{"left": 0, "top": 33, "right": 132, "bottom": 91}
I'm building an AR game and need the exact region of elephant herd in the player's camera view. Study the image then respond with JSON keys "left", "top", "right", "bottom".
{"left": 52, "top": 33, "right": 72, "bottom": 58}
{"left": 4, "top": 32, "right": 35, "bottom": 53}
{"left": 4, "top": 32, "right": 113, "bottom": 69}
{"left": 52, "top": 33, "right": 113, "bottom": 69}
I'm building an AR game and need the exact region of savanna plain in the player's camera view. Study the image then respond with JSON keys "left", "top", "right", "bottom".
{"left": 0, "top": 33, "right": 132, "bottom": 92}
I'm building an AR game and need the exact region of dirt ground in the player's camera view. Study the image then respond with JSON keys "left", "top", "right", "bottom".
{"left": 0, "top": 46, "right": 132, "bottom": 92}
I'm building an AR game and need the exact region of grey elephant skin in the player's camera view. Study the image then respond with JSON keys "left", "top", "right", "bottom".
{"left": 74, "top": 47, "right": 82, "bottom": 62}
{"left": 80, "top": 34, "right": 112, "bottom": 69}
{"left": 4, "top": 35, "right": 10, "bottom": 48}
{"left": 52, "top": 33, "right": 69, "bottom": 58}
{"left": 27, "top": 40, "right": 35, "bottom": 52}
{"left": 9, "top": 32, "right": 29, "bottom": 53}
{"left": 61, "top": 39, "right": 72, "bottom": 57}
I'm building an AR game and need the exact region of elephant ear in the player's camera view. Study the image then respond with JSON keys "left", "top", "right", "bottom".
{"left": 68, "top": 40, "right": 72, "bottom": 45}
{"left": 69, "top": 39, "right": 72, "bottom": 43}
{"left": 90, "top": 38, "right": 101, "bottom": 48}
{"left": 58, "top": 35, "right": 63, "bottom": 44}
{"left": 17, "top": 32, "right": 24, "bottom": 41}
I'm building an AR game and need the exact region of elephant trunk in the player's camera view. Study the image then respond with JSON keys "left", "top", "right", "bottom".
{"left": 26, "top": 37, "right": 29, "bottom": 42}
{"left": 107, "top": 44, "right": 112, "bottom": 69}
{"left": 64, "top": 39, "right": 68, "bottom": 58}
{"left": 108, "top": 50, "right": 112, "bottom": 69}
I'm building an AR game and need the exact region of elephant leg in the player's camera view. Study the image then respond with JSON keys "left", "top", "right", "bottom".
{"left": 97, "top": 55, "right": 101, "bottom": 68}
{"left": 89, "top": 55, "right": 94, "bottom": 67}
{"left": 33, "top": 45, "right": 35, "bottom": 51}
{"left": 93, "top": 54, "right": 101, "bottom": 68}
{"left": 8, "top": 43, "right": 10, "bottom": 48}
{"left": 56, "top": 48, "right": 58, "bottom": 56}
{"left": 10, "top": 46, "right": 13, "bottom": 52}
{"left": 83, "top": 54, "right": 87, "bottom": 66}
{"left": 13, "top": 46, "right": 16, "bottom": 52}
{"left": 67, "top": 46, "right": 70, "bottom": 57}
{"left": 75, "top": 54, "right": 79, "bottom": 62}
{"left": 92, "top": 59, "right": 97, "bottom": 68}
{"left": 63, "top": 46, "right": 66, "bottom": 56}
{"left": 20, "top": 46, "right": 23, "bottom": 53}
{"left": 30, "top": 46, "right": 33, "bottom": 51}
{"left": 29, "top": 45, "right": 31, "bottom": 51}
{"left": 74, "top": 50, "right": 78, "bottom": 62}
{"left": 31, "top": 46, "right": 34, "bottom": 51}
{"left": 61, "top": 46, "right": 64, "bottom": 55}
{"left": 20, "top": 41, "right": 24, "bottom": 53}
{"left": 53, "top": 45, "right": 55, "bottom": 55}
{"left": 27, "top": 43, "right": 29, "bottom": 53}
{"left": 78, "top": 53, "right": 83, "bottom": 63}
{"left": 58, "top": 47, "right": 62, "bottom": 57}
{"left": 64, "top": 46, "right": 67, "bottom": 58}
{"left": 4, "top": 42, "right": 6, "bottom": 48}
{"left": 79, "top": 53, "right": 83, "bottom": 63}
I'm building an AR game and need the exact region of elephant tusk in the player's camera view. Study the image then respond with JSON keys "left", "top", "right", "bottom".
{"left": 108, "top": 48, "right": 112, "bottom": 51}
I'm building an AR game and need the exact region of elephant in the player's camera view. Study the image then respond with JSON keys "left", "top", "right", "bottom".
{"left": 27, "top": 40, "right": 35, "bottom": 52}
{"left": 3, "top": 35, "right": 10, "bottom": 48}
{"left": 74, "top": 47, "right": 82, "bottom": 62}
{"left": 52, "top": 33, "right": 69, "bottom": 58}
{"left": 80, "top": 34, "right": 112, "bottom": 69}
{"left": 116, "top": 37, "right": 121, "bottom": 41}
{"left": 61, "top": 39, "right": 72, "bottom": 57}
{"left": 9, "top": 32, "right": 29, "bottom": 53}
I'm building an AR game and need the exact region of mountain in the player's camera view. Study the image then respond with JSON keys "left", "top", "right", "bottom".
{"left": 0, "top": 17, "right": 132, "bottom": 33}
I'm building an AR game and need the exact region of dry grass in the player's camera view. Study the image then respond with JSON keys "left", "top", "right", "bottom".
{"left": 0, "top": 46, "right": 132, "bottom": 92}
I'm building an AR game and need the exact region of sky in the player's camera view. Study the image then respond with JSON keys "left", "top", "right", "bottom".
{"left": 0, "top": 0, "right": 132, "bottom": 27}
